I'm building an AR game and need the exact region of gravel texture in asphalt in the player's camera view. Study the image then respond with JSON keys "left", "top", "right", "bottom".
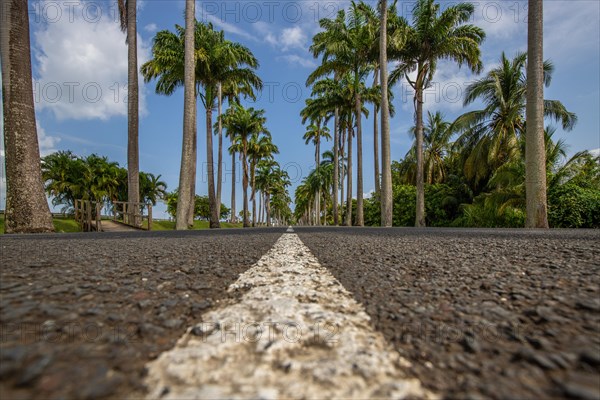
{"left": 144, "top": 232, "right": 431, "bottom": 399}
{"left": 296, "top": 227, "right": 600, "bottom": 400}
{"left": 0, "top": 229, "right": 284, "bottom": 400}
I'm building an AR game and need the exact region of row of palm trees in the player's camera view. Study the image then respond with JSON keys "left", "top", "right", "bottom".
{"left": 295, "top": 0, "right": 550, "bottom": 228}
{"left": 295, "top": 0, "right": 485, "bottom": 226}
{"left": 1, "top": 0, "right": 549, "bottom": 232}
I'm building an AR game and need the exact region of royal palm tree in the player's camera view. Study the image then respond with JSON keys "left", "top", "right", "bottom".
{"left": 117, "top": 0, "right": 140, "bottom": 224}
{"left": 141, "top": 15, "right": 197, "bottom": 228}
{"left": 390, "top": 0, "right": 485, "bottom": 227}
{"left": 300, "top": 105, "right": 332, "bottom": 225}
{"left": 379, "top": 0, "right": 393, "bottom": 226}
{"left": 216, "top": 60, "right": 262, "bottom": 225}
{"left": 453, "top": 52, "right": 577, "bottom": 191}
{"left": 525, "top": 0, "right": 546, "bottom": 228}
{"left": 248, "top": 134, "right": 278, "bottom": 227}
{"left": 1, "top": 0, "right": 54, "bottom": 233}
{"left": 403, "top": 111, "right": 454, "bottom": 184}
{"left": 195, "top": 24, "right": 262, "bottom": 228}
{"left": 308, "top": 2, "right": 376, "bottom": 226}
{"left": 222, "top": 105, "right": 268, "bottom": 227}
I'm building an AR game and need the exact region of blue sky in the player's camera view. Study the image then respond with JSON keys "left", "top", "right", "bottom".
{"left": 1, "top": 0, "right": 599, "bottom": 218}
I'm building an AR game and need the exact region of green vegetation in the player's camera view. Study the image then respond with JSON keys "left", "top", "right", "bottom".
{"left": 42, "top": 151, "right": 167, "bottom": 213}
{"left": 149, "top": 220, "right": 243, "bottom": 231}
{"left": 0, "top": 215, "right": 81, "bottom": 234}
{"left": 296, "top": 20, "right": 597, "bottom": 229}
{"left": 51, "top": 217, "right": 81, "bottom": 233}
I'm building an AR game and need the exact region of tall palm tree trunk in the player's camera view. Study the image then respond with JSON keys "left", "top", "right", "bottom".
{"left": 242, "top": 145, "right": 250, "bottom": 227}
{"left": 345, "top": 126, "right": 353, "bottom": 226}
{"left": 230, "top": 151, "right": 236, "bottom": 222}
{"left": 126, "top": 0, "right": 140, "bottom": 226}
{"left": 259, "top": 192, "right": 264, "bottom": 225}
{"left": 340, "top": 126, "right": 345, "bottom": 216}
{"left": 187, "top": 119, "right": 196, "bottom": 227}
{"left": 380, "top": 0, "right": 393, "bottom": 227}
{"left": 355, "top": 94, "right": 364, "bottom": 226}
{"left": 415, "top": 75, "right": 426, "bottom": 227}
{"left": 333, "top": 108, "right": 339, "bottom": 225}
{"left": 251, "top": 164, "right": 257, "bottom": 227}
{"left": 266, "top": 193, "right": 272, "bottom": 227}
{"left": 315, "top": 140, "right": 321, "bottom": 226}
{"left": 1, "top": 0, "right": 54, "bottom": 233}
{"left": 176, "top": 0, "right": 195, "bottom": 230}
{"left": 216, "top": 83, "right": 223, "bottom": 221}
{"left": 206, "top": 108, "right": 220, "bottom": 228}
{"left": 525, "top": 0, "right": 548, "bottom": 228}
{"left": 373, "top": 70, "right": 380, "bottom": 194}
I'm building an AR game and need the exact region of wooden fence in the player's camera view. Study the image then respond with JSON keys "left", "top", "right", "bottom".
{"left": 74, "top": 199, "right": 102, "bottom": 232}
{"left": 111, "top": 201, "right": 152, "bottom": 230}
{"left": 74, "top": 200, "right": 153, "bottom": 231}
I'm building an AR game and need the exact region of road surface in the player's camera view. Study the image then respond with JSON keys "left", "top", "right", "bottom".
{"left": 1, "top": 228, "right": 598, "bottom": 399}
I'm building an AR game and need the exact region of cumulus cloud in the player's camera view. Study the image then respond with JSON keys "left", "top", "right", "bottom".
{"left": 279, "top": 26, "right": 307, "bottom": 51}
{"left": 203, "top": 14, "right": 258, "bottom": 42}
{"left": 32, "top": 1, "right": 150, "bottom": 121}
{"left": 276, "top": 54, "right": 317, "bottom": 69}
{"left": 37, "top": 123, "right": 61, "bottom": 156}
{"left": 144, "top": 23, "right": 158, "bottom": 33}
{"left": 590, "top": 148, "right": 600, "bottom": 157}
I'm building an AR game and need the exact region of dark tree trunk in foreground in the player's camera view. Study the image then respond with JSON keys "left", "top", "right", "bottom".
{"left": 176, "top": 0, "right": 196, "bottom": 230}
{"left": 525, "top": 0, "right": 548, "bottom": 228}
{"left": 1, "top": 0, "right": 54, "bottom": 233}
{"left": 126, "top": 0, "right": 140, "bottom": 225}
{"left": 380, "top": 0, "right": 393, "bottom": 227}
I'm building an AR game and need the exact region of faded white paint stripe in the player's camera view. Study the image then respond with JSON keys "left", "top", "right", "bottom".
{"left": 144, "top": 233, "right": 435, "bottom": 399}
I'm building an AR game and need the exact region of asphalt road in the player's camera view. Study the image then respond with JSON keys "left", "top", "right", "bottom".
{"left": 1, "top": 227, "right": 599, "bottom": 399}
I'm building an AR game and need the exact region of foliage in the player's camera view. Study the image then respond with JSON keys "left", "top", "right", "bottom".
{"left": 165, "top": 191, "right": 230, "bottom": 221}
{"left": 548, "top": 184, "right": 600, "bottom": 228}
{"left": 41, "top": 151, "right": 166, "bottom": 213}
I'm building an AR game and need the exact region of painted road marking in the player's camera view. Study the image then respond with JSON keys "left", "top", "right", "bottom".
{"left": 144, "top": 233, "right": 434, "bottom": 399}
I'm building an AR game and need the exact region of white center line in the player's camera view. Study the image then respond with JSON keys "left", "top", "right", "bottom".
{"left": 144, "top": 233, "right": 435, "bottom": 399}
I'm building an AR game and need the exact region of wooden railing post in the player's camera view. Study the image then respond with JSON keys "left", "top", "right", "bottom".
{"left": 96, "top": 202, "right": 102, "bottom": 232}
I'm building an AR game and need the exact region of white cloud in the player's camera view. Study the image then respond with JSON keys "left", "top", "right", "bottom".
{"left": 144, "top": 23, "right": 158, "bottom": 33}
{"left": 203, "top": 14, "right": 257, "bottom": 42}
{"left": 280, "top": 26, "right": 307, "bottom": 51}
{"left": 37, "top": 123, "right": 61, "bottom": 156}
{"left": 590, "top": 148, "right": 600, "bottom": 157}
{"left": 544, "top": 1, "right": 600, "bottom": 65}
{"left": 472, "top": 1, "right": 526, "bottom": 41}
{"left": 276, "top": 54, "right": 317, "bottom": 69}
{"left": 32, "top": 1, "right": 150, "bottom": 121}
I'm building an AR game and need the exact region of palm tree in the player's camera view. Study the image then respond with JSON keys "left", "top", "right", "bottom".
{"left": 216, "top": 56, "right": 262, "bottom": 226}
{"left": 117, "top": 0, "right": 140, "bottom": 224}
{"left": 300, "top": 105, "right": 332, "bottom": 225}
{"left": 390, "top": 0, "right": 485, "bottom": 227}
{"left": 255, "top": 161, "right": 290, "bottom": 227}
{"left": 141, "top": 19, "right": 197, "bottom": 228}
{"left": 248, "top": 133, "right": 278, "bottom": 227}
{"left": 308, "top": 2, "right": 376, "bottom": 226}
{"left": 453, "top": 52, "right": 577, "bottom": 191}
{"left": 379, "top": 0, "right": 393, "bottom": 227}
{"left": 222, "top": 105, "right": 268, "bottom": 227}
{"left": 177, "top": 0, "right": 195, "bottom": 229}
{"left": 195, "top": 24, "right": 262, "bottom": 228}
{"left": 140, "top": 172, "right": 167, "bottom": 206}
{"left": 403, "top": 111, "right": 453, "bottom": 184}
{"left": 525, "top": 0, "right": 547, "bottom": 228}
{"left": 1, "top": 1, "right": 54, "bottom": 233}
